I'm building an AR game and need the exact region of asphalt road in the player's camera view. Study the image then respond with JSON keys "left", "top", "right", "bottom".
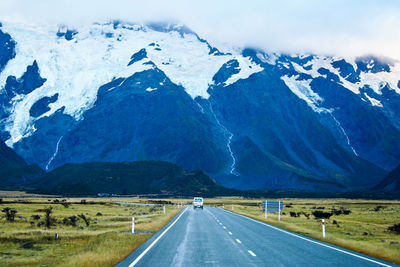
{"left": 116, "top": 206, "right": 396, "bottom": 267}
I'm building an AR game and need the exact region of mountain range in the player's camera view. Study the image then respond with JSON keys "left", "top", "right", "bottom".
{"left": 0, "top": 21, "right": 400, "bottom": 192}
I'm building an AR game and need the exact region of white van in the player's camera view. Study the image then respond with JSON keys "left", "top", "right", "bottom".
{"left": 193, "top": 197, "right": 204, "bottom": 209}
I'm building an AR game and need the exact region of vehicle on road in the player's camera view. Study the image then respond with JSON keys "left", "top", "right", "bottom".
{"left": 193, "top": 197, "right": 203, "bottom": 209}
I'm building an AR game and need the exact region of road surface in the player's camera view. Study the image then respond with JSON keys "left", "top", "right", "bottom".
{"left": 116, "top": 206, "right": 396, "bottom": 267}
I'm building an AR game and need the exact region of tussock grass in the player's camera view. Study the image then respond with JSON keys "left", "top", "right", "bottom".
{"left": 0, "top": 197, "right": 180, "bottom": 266}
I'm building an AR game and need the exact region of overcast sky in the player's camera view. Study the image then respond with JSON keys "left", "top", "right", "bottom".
{"left": 1, "top": 0, "right": 400, "bottom": 60}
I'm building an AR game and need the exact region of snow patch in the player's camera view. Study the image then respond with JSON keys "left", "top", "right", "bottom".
{"left": 364, "top": 93, "right": 383, "bottom": 107}
{"left": 281, "top": 75, "right": 330, "bottom": 113}
{"left": 224, "top": 56, "right": 263, "bottom": 86}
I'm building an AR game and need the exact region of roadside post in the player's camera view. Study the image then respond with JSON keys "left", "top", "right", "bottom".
{"left": 232, "top": 204, "right": 234, "bottom": 211}
{"left": 132, "top": 217, "right": 135, "bottom": 234}
{"left": 265, "top": 200, "right": 268, "bottom": 219}
{"left": 322, "top": 219, "right": 326, "bottom": 238}
{"left": 278, "top": 203, "right": 281, "bottom": 221}
{"left": 163, "top": 205, "right": 166, "bottom": 214}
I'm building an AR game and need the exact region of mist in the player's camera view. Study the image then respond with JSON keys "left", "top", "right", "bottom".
{"left": 1, "top": 0, "right": 400, "bottom": 60}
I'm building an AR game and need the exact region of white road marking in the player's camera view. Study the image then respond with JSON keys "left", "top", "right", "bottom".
{"left": 228, "top": 231, "right": 232, "bottom": 235}
{"left": 236, "top": 239, "right": 241, "bottom": 244}
{"left": 221, "top": 209, "right": 392, "bottom": 267}
{"left": 128, "top": 207, "right": 188, "bottom": 267}
{"left": 223, "top": 226, "right": 226, "bottom": 229}
{"left": 219, "top": 222, "right": 222, "bottom": 225}
{"left": 248, "top": 250, "right": 256, "bottom": 257}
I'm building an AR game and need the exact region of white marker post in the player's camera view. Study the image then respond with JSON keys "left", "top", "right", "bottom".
{"left": 322, "top": 219, "right": 326, "bottom": 238}
{"left": 265, "top": 200, "right": 268, "bottom": 219}
{"left": 278, "top": 201, "right": 281, "bottom": 222}
{"left": 232, "top": 204, "right": 234, "bottom": 211}
{"left": 132, "top": 217, "right": 135, "bottom": 234}
{"left": 163, "top": 205, "right": 166, "bottom": 214}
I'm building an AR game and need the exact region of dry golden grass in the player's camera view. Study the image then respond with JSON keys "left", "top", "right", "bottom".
{"left": 0, "top": 197, "right": 181, "bottom": 266}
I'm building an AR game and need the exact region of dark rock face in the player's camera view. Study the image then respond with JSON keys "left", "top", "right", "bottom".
{"left": 30, "top": 94, "right": 59, "bottom": 118}
{"left": 0, "top": 139, "right": 43, "bottom": 190}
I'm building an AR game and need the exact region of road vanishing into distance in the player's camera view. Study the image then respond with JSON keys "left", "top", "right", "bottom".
{"left": 116, "top": 206, "right": 396, "bottom": 267}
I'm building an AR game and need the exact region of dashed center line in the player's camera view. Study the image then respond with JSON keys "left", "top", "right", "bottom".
{"left": 236, "top": 239, "right": 241, "bottom": 244}
{"left": 219, "top": 223, "right": 222, "bottom": 225}
{"left": 228, "top": 231, "right": 232, "bottom": 235}
{"left": 248, "top": 250, "right": 256, "bottom": 257}
{"left": 223, "top": 226, "right": 226, "bottom": 229}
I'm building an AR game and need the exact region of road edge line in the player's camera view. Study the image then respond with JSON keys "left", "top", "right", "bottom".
{"left": 220, "top": 208, "right": 393, "bottom": 267}
{"left": 128, "top": 207, "right": 188, "bottom": 267}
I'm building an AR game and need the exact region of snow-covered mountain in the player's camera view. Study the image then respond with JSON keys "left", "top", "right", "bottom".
{"left": 1, "top": 20, "right": 400, "bottom": 191}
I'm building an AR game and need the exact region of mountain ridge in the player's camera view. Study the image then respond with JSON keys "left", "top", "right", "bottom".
{"left": 0, "top": 21, "right": 399, "bottom": 191}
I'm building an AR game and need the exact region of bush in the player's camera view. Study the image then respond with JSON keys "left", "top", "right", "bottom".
{"left": 38, "top": 206, "right": 56, "bottom": 229}
{"left": 62, "top": 216, "right": 78, "bottom": 227}
{"left": 60, "top": 200, "right": 70, "bottom": 208}
{"left": 78, "top": 214, "right": 90, "bottom": 227}
{"left": 312, "top": 210, "right": 333, "bottom": 219}
{"left": 388, "top": 223, "right": 400, "bottom": 234}
{"left": 31, "top": 214, "right": 41, "bottom": 220}
{"left": 2, "top": 207, "right": 17, "bottom": 222}
{"left": 374, "top": 205, "right": 385, "bottom": 212}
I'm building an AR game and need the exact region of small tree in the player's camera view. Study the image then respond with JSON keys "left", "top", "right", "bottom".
{"left": 78, "top": 214, "right": 90, "bottom": 227}
{"left": 2, "top": 207, "right": 17, "bottom": 222}
{"left": 43, "top": 206, "right": 55, "bottom": 228}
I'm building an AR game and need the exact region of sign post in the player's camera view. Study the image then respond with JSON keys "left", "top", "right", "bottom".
{"left": 262, "top": 200, "right": 283, "bottom": 221}
{"left": 132, "top": 217, "right": 135, "bottom": 234}
{"left": 322, "top": 219, "right": 326, "bottom": 238}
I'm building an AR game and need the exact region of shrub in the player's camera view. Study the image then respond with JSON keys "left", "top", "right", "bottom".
{"left": 388, "top": 223, "right": 400, "bottom": 234}
{"left": 62, "top": 216, "right": 78, "bottom": 227}
{"left": 78, "top": 214, "right": 90, "bottom": 227}
{"left": 38, "top": 207, "right": 56, "bottom": 229}
{"left": 374, "top": 205, "right": 385, "bottom": 212}
{"left": 2, "top": 207, "right": 17, "bottom": 222}
{"left": 31, "top": 214, "right": 41, "bottom": 220}
{"left": 60, "top": 200, "right": 70, "bottom": 208}
{"left": 312, "top": 210, "right": 333, "bottom": 219}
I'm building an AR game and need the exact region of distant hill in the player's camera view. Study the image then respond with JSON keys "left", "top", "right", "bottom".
{"left": 30, "top": 161, "right": 235, "bottom": 196}
{"left": 374, "top": 164, "right": 400, "bottom": 191}
{"left": 0, "top": 140, "right": 43, "bottom": 189}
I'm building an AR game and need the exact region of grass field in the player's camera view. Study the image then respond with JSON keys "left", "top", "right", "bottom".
{"left": 206, "top": 198, "right": 400, "bottom": 265}
{"left": 1, "top": 196, "right": 400, "bottom": 266}
{"left": 0, "top": 197, "right": 181, "bottom": 266}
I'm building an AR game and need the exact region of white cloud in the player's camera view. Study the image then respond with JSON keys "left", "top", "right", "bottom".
{"left": 1, "top": 0, "right": 400, "bottom": 60}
